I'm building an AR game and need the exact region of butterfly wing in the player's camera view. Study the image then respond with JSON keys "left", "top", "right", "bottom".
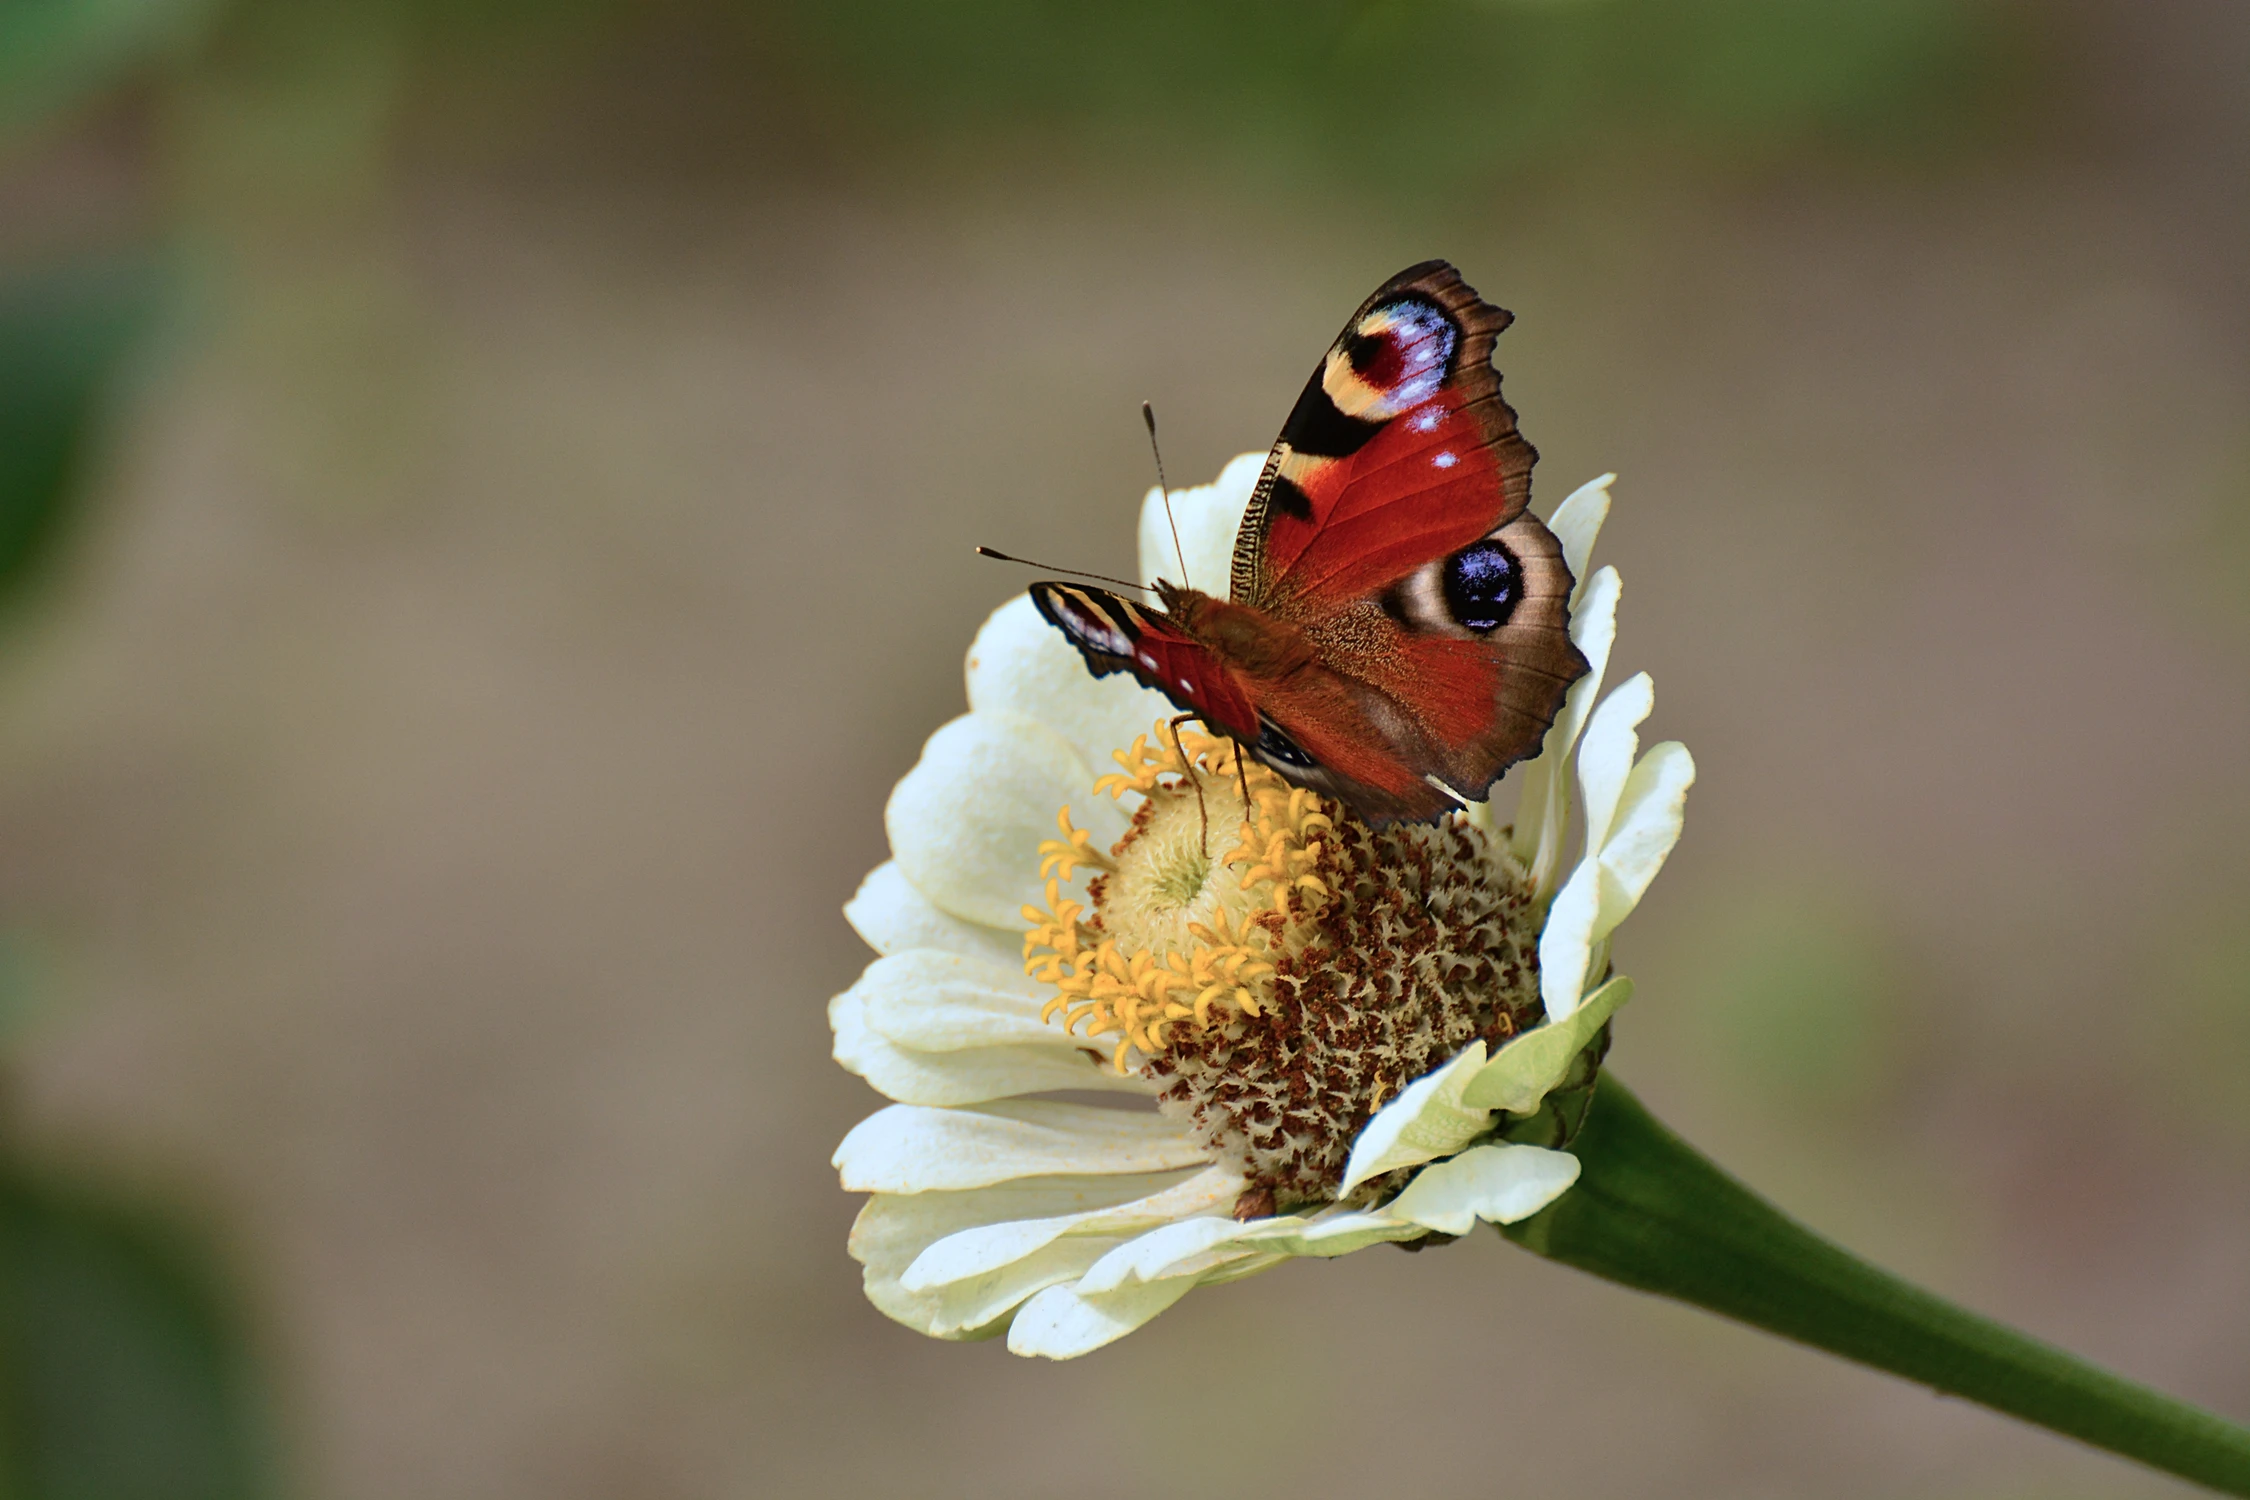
{"left": 1224, "top": 261, "right": 1589, "bottom": 822}
{"left": 1029, "top": 582, "right": 1259, "bottom": 743}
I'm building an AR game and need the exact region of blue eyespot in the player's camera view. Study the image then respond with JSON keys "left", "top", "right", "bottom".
{"left": 1443, "top": 539, "right": 1521, "bottom": 633}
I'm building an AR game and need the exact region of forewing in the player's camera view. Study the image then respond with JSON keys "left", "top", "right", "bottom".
{"left": 1230, "top": 260, "right": 1534, "bottom": 612}
{"left": 1028, "top": 583, "right": 1258, "bottom": 742}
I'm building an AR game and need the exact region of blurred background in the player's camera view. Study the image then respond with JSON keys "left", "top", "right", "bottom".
{"left": 0, "top": 0, "right": 2245, "bottom": 1495}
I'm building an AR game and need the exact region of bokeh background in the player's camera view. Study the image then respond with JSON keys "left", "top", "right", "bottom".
{"left": 1, "top": 1, "right": 2246, "bottom": 1495}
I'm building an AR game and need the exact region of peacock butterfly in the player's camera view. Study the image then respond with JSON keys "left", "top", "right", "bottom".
{"left": 1030, "top": 261, "right": 1589, "bottom": 826}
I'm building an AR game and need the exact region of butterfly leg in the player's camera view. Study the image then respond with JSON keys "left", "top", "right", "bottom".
{"left": 1233, "top": 742, "right": 1252, "bottom": 822}
{"left": 1164, "top": 713, "right": 1208, "bottom": 857}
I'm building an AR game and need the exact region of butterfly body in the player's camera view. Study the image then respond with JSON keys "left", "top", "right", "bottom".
{"left": 1031, "top": 261, "right": 1589, "bottom": 826}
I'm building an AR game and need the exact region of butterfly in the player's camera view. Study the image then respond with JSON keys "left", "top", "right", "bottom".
{"left": 1031, "top": 261, "right": 1590, "bottom": 827}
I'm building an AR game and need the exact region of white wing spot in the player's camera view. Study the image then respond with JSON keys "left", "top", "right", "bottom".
{"left": 1176, "top": 677, "right": 1194, "bottom": 695}
{"left": 1137, "top": 651, "right": 1159, "bottom": 670}
{"left": 1067, "top": 605, "right": 1132, "bottom": 657}
{"left": 1411, "top": 407, "right": 1442, "bottom": 432}
{"left": 1433, "top": 450, "right": 1458, "bottom": 469}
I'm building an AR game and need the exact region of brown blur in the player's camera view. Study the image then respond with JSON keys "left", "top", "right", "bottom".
{"left": 1, "top": 2, "right": 2245, "bottom": 1495}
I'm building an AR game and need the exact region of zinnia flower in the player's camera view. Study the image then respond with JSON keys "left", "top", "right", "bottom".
{"left": 831, "top": 454, "right": 1693, "bottom": 1358}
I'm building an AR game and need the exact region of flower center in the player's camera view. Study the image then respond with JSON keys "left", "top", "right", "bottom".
{"left": 1023, "top": 723, "right": 1545, "bottom": 1212}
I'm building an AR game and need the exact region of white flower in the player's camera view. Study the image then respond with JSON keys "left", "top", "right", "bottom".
{"left": 831, "top": 456, "right": 1693, "bottom": 1359}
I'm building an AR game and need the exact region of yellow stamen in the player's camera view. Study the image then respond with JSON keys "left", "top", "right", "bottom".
{"left": 1019, "top": 719, "right": 1340, "bottom": 1071}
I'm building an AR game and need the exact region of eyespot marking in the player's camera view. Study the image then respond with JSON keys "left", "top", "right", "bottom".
{"left": 1443, "top": 538, "right": 1522, "bottom": 633}
{"left": 1322, "top": 296, "right": 1456, "bottom": 422}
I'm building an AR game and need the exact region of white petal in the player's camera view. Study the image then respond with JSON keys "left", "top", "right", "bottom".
{"left": 1337, "top": 1042, "right": 1493, "bottom": 1193}
{"left": 1540, "top": 859, "right": 1603, "bottom": 1022}
{"left": 899, "top": 1166, "right": 1242, "bottom": 1291}
{"left": 1586, "top": 741, "right": 1696, "bottom": 952}
{"left": 832, "top": 992, "right": 1137, "bottom": 1106}
{"left": 853, "top": 949, "right": 1057, "bottom": 1051}
{"left": 1385, "top": 1144, "right": 1581, "bottom": 1235}
{"left": 1075, "top": 1215, "right": 1251, "bottom": 1292}
{"left": 965, "top": 595, "right": 1175, "bottom": 776}
{"left": 1545, "top": 473, "right": 1614, "bottom": 588}
{"left": 1461, "top": 975, "right": 1634, "bottom": 1113}
{"left": 833, "top": 1099, "right": 1206, "bottom": 1193}
{"left": 1540, "top": 687, "right": 1676, "bottom": 1023}
{"left": 1238, "top": 1209, "right": 1429, "bottom": 1258}
{"left": 902, "top": 1218, "right": 1112, "bottom": 1294}
{"left": 884, "top": 711, "right": 1127, "bottom": 929}
{"left": 849, "top": 1176, "right": 1177, "bottom": 1339}
{"left": 1575, "top": 672, "right": 1654, "bottom": 858}
{"left": 1138, "top": 451, "right": 1262, "bottom": 592}
{"left": 832, "top": 950, "right": 1151, "bottom": 1106}
{"left": 850, "top": 1172, "right": 1194, "bottom": 1272}
{"left": 1511, "top": 565, "right": 1623, "bottom": 889}
{"left": 1006, "top": 1276, "right": 1201, "bottom": 1360}
{"left": 844, "top": 862, "right": 1023, "bottom": 967}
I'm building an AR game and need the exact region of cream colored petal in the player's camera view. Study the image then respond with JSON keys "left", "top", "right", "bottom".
{"left": 1461, "top": 976, "right": 1633, "bottom": 1113}
{"left": 1510, "top": 565, "right": 1622, "bottom": 890}
{"left": 1241, "top": 1210, "right": 1428, "bottom": 1259}
{"left": 884, "top": 711, "right": 1127, "bottom": 929}
{"left": 1540, "top": 859, "right": 1603, "bottom": 1022}
{"left": 831, "top": 993, "right": 1136, "bottom": 1107}
{"left": 1006, "top": 1276, "right": 1201, "bottom": 1360}
{"left": 1075, "top": 1215, "right": 1253, "bottom": 1293}
{"left": 850, "top": 1172, "right": 1197, "bottom": 1269}
{"left": 834, "top": 950, "right": 1156, "bottom": 1105}
{"left": 895, "top": 1237, "right": 1122, "bottom": 1340}
{"left": 1585, "top": 741, "right": 1696, "bottom": 953}
{"left": 1540, "top": 683, "right": 1668, "bottom": 1022}
{"left": 1385, "top": 1144, "right": 1581, "bottom": 1235}
{"left": 845, "top": 861, "right": 1024, "bottom": 967}
{"left": 1194, "top": 1250, "right": 1291, "bottom": 1287}
{"left": 1138, "top": 451, "right": 1263, "bottom": 592}
{"left": 1575, "top": 672, "right": 1654, "bottom": 857}
{"left": 1337, "top": 1042, "right": 1493, "bottom": 1193}
{"left": 965, "top": 595, "right": 1175, "bottom": 775}
{"left": 850, "top": 1172, "right": 1197, "bottom": 1339}
{"left": 852, "top": 949, "right": 1057, "bottom": 1051}
{"left": 859, "top": 1228, "right": 1108, "bottom": 1340}
{"left": 1546, "top": 473, "right": 1615, "bottom": 589}
{"left": 899, "top": 1166, "right": 1242, "bottom": 1292}
{"left": 833, "top": 1099, "right": 1206, "bottom": 1193}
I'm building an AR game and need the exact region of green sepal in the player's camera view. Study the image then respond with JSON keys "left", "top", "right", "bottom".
{"left": 1494, "top": 1022, "right": 1611, "bottom": 1150}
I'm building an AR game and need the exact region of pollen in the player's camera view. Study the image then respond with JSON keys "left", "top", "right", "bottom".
{"left": 1022, "top": 720, "right": 1545, "bottom": 1210}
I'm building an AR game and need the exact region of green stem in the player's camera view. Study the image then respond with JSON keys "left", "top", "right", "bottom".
{"left": 1501, "top": 1075, "right": 2250, "bottom": 1496}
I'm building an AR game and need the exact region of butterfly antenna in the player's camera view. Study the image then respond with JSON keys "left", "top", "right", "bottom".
{"left": 973, "top": 547, "right": 1153, "bottom": 595}
{"left": 1143, "top": 401, "right": 1190, "bottom": 589}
